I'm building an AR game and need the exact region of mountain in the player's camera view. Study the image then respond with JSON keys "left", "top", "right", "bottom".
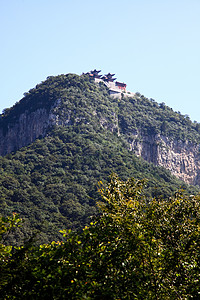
{"left": 0, "top": 72, "right": 199, "bottom": 243}
{"left": 1, "top": 73, "right": 200, "bottom": 185}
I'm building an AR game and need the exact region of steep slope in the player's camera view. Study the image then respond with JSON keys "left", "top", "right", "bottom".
{"left": 117, "top": 94, "right": 200, "bottom": 185}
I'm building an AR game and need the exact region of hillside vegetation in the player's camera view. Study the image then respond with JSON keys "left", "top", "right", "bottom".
{"left": 0, "top": 73, "right": 199, "bottom": 243}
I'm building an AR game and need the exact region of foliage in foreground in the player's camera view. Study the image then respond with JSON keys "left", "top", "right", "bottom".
{"left": 0, "top": 174, "right": 200, "bottom": 299}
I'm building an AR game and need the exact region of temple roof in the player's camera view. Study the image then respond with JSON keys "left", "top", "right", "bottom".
{"left": 105, "top": 73, "right": 115, "bottom": 78}
{"left": 103, "top": 73, "right": 117, "bottom": 82}
{"left": 87, "top": 69, "right": 102, "bottom": 78}
{"left": 91, "top": 69, "right": 101, "bottom": 74}
{"left": 116, "top": 81, "right": 127, "bottom": 87}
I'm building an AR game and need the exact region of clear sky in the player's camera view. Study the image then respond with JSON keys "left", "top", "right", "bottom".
{"left": 1, "top": 0, "right": 200, "bottom": 121}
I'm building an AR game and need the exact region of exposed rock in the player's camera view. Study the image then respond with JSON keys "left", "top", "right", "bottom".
{"left": 0, "top": 108, "right": 49, "bottom": 156}
{"left": 129, "top": 133, "right": 200, "bottom": 185}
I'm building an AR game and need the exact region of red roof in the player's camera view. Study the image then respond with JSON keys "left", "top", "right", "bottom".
{"left": 116, "top": 81, "right": 126, "bottom": 87}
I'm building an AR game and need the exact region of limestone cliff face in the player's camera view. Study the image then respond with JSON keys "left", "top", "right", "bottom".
{"left": 0, "top": 108, "right": 50, "bottom": 156}
{"left": 0, "top": 98, "right": 65, "bottom": 156}
{"left": 129, "top": 133, "right": 200, "bottom": 186}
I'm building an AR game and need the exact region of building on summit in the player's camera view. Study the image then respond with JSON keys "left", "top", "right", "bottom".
{"left": 85, "top": 70, "right": 130, "bottom": 98}
{"left": 87, "top": 69, "right": 102, "bottom": 79}
{"left": 102, "top": 73, "right": 117, "bottom": 82}
{"left": 115, "top": 81, "right": 127, "bottom": 91}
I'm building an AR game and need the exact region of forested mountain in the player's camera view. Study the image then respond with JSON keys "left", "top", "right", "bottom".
{"left": 0, "top": 73, "right": 200, "bottom": 243}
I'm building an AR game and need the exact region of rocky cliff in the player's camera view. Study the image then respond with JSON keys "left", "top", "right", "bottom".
{"left": 0, "top": 108, "right": 49, "bottom": 156}
{"left": 129, "top": 134, "right": 200, "bottom": 185}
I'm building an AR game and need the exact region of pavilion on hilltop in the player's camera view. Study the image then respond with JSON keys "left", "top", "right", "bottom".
{"left": 101, "top": 73, "right": 117, "bottom": 82}
{"left": 86, "top": 69, "right": 102, "bottom": 79}
{"left": 85, "top": 69, "right": 129, "bottom": 97}
{"left": 115, "top": 81, "right": 127, "bottom": 91}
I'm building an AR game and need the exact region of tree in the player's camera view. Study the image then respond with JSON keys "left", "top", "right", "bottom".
{"left": 97, "top": 174, "right": 200, "bottom": 298}
{"left": 0, "top": 213, "right": 23, "bottom": 291}
{"left": 0, "top": 213, "right": 22, "bottom": 259}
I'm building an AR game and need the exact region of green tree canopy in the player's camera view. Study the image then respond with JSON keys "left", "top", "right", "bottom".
{"left": 0, "top": 174, "right": 199, "bottom": 299}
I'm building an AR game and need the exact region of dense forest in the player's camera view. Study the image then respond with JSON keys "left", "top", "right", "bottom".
{"left": 2, "top": 125, "right": 199, "bottom": 244}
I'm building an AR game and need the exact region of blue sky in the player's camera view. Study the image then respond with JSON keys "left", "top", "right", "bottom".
{"left": 1, "top": 0, "right": 200, "bottom": 121}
